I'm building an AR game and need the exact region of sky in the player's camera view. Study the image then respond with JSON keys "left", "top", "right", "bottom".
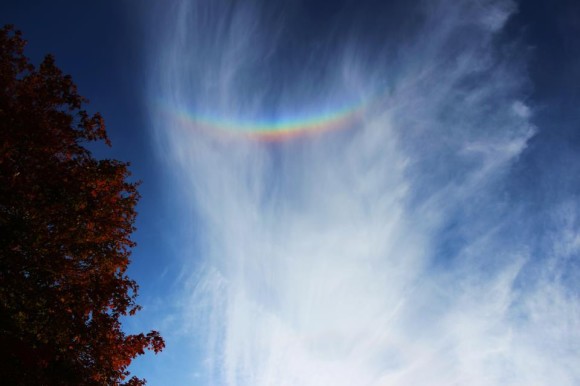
{"left": 1, "top": 0, "right": 580, "bottom": 385}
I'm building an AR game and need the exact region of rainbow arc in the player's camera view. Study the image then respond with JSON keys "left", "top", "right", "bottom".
{"left": 171, "top": 99, "right": 371, "bottom": 142}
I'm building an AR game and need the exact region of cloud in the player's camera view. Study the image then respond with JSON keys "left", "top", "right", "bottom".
{"left": 146, "top": 0, "right": 580, "bottom": 384}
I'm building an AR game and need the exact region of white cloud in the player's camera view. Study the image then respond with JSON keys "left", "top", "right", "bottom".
{"left": 146, "top": 0, "right": 580, "bottom": 384}
{"left": 512, "top": 101, "right": 531, "bottom": 118}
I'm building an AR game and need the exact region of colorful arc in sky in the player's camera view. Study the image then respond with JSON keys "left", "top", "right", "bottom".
{"left": 170, "top": 99, "right": 370, "bottom": 142}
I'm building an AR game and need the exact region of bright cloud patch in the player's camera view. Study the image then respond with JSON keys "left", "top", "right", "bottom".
{"left": 147, "top": 0, "right": 580, "bottom": 385}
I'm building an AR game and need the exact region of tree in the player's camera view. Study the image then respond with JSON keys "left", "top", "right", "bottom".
{"left": 0, "top": 25, "right": 164, "bottom": 385}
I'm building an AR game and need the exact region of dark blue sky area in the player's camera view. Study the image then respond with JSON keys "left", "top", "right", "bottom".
{"left": 507, "top": 1, "right": 579, "bottom": 224}
{"left": 0, "top": 0, "right": 178, "bottom": 301}
{"left": 2, "top": 0, "right": 577, "bottom": 169}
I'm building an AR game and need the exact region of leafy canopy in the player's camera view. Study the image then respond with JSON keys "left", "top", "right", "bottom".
{"left": 0, "top": 25, "right": 164, "bottom": 385}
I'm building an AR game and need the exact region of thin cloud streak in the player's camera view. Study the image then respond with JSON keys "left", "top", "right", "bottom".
{"left": 147, "top": 0, "right": 580, "bottom": 384}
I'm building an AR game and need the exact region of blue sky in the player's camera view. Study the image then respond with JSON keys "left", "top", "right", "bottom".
{"left": 1, "top": 0, "right": 579, "bottom": 385}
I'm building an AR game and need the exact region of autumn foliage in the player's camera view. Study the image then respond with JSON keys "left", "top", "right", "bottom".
{"left": 0, "top": 25, "right": 164, "bottom": 385}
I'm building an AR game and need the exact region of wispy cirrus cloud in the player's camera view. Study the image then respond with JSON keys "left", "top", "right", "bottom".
{"left": 146, "top": 0, "right": 580, "bottom": 384}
